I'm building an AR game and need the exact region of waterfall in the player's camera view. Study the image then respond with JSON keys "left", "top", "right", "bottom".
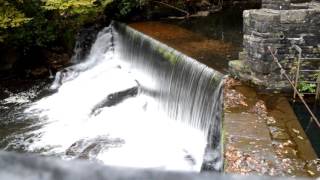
{"left": 114, "top": 22, "right": 225, "bottom": 170}
{"left": 20, "top": 21, "right": 225, "bottom": 172}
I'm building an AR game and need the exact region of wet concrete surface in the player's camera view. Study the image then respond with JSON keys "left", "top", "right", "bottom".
{"left": 224, "top": 78, "right": 320, "bottom": 177}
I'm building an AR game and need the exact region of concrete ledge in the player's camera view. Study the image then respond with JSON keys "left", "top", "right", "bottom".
{"left": 0, "top": 151, "right": 309, "bottom": 180}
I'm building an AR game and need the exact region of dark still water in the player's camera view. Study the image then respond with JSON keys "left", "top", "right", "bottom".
{"left": 292, "top": 102, "right": 320, "bottom": 157}
{"left": 130, "top": 7, "right": 244, "bottom": 73}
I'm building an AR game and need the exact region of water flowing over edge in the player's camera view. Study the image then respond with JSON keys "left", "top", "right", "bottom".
{"left": 1, "top": 21, "right": 225, "bottom": 172}
{"left": 112, "top": 21, "right": 225, "bottom": 171}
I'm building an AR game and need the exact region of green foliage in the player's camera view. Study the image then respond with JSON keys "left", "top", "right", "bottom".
{"left": 43, "top": 0, "right": 112, "bottom": 16}
{"left": 298, "top": 72, "right": 320, "bottom": 93}
{"left": 44, "top": 0, "right": 96, "bottom": 11}
{"left": 298, "top": 82, "right": 317, "bottom": 93}
{"left": 313, "top": 72, "right": 320, "bottom": 80}
{"left": 0, "top": 1, "right": 32, "bottom": 29}
{"left": 0, "top": 0, "right": 146, "bottom": 50}
{"left": 117, "top": 0, "right": 146, "bottom": 15}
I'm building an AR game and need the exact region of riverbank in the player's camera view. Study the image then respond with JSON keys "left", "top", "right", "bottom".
{"left": 0, "top": 2, "right": 319, "bottom": 178}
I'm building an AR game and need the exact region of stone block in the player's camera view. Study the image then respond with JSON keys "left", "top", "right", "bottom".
{"left": 262, "top": 0, "right": 291, "bottom": 10}
{"left": 238, "top": 2, "right": 320, "bottom": 89}
{"left": 224, "top": 113, "right": 271, "bottom": 140}
{"left": 280, "top": 10, "right": 307, "bottom": 23}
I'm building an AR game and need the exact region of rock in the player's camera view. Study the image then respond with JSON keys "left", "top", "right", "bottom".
{"left": 266, "top": 117, "right": 277, "bottom": 125}
{"left": 262, "top": 0, "right": 291, "bottom": 10}
{"left": 30, "top": 67, "right": 49, "bottom": 78}
{"left": 305, "top": 159, "right": 320, "bottom": 177}
{"left": 269, "top": 126, "right": 290, "bottom": 140}
{"left": 47, "top": 52, "right": 70, "bottom": 71}
{"left": 91, "top": 85, "right": 139, "bottom": 116}
{"left": 0, "top": 48, "right": 18, "bottom": 72}
{"left": 66, "top": 136, "right": 125, "bottom": 160}
{"left": 70, "top": 25, "right": 104, "bottom": 63}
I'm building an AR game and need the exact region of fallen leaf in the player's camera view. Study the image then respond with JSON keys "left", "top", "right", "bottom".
{"left": 292, "top": 128, "right": 300, "bottom": 134}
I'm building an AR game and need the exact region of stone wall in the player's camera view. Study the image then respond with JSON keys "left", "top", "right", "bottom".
{"left": 262, "top": 0, "right": 291, "bottom": 9}
{"left": 230, "top": 1, "right": 320, "bottom": 90}
{"left": 220, "top": 0, "right": 262, "bottom": 8}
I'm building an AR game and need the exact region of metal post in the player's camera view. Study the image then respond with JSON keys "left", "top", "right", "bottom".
{"left": 292, "top": 45, "right": 302, "bottom": 100}
{"left": 316, "top": 73, "right": 320, "bottom": 102}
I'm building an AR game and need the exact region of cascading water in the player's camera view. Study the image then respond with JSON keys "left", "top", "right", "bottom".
{"left": 2, "top": 22, "right": 224, "bottom": 172}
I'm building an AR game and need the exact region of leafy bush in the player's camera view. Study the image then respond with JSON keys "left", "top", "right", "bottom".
{"left": 298, "top": 82, "right": 317, "bottom": 93}
{"left": 0, "top": 2, "right": 32, "bottom": 29}
{"left": 116, "top": 0, "right": 146, "bottom": 15}
{"left": 0, "top": 0, "right": 140, "bottom": 49}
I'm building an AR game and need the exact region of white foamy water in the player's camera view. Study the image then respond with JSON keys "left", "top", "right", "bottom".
{"left": 1, "top": 90, "right": 38, "bottom": 105}
{"left": 23, "top": 26, "right": 208, "bottom": 172}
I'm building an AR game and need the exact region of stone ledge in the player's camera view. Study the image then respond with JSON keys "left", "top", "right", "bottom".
{"left": 228, "top": 60, "right": 291, "bottom": 91}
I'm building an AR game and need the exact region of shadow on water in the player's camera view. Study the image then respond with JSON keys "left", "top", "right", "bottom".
{"left": 291, "top": 102, "right": 320, "bottom": 157}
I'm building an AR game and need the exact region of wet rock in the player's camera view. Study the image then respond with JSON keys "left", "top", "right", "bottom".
{"left": 50, "top": 68, "right": 80, "bottom": 89}
{"left": 66, "top": 136, "right": 125, "bottom": 160}
{"left": 47, "top": 52, "right": 70, "bottom": 71}
{"left": 186, "top": 0, "right": 211, "bottom": 14}
{"left": 269, "top": 126, "right": 290, "bottom": 140}
{"left": 248, "top": 100, "right": 267, "bottom": 117}
{"left": 30, "top": 67, "right": 49, "bottom": 78}
{"left": 262, "top": 0, "right": 291, "bottom": 10}
{"left": 71, "top": 25, "right": 104, "bottom": 63}
{"left": 91, "top": 85, "right": 139, "bottom": 116}
{"left": 266, "top": 116, "right": 276, "bottom": 125}
{"left": 0, "top": 48, "right": 18, "bottom": 72}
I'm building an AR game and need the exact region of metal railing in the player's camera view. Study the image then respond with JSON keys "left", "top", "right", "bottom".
{"left": 268, "top": 46, "right": 320, "bottom": 129}
{"left": 292, "top": 45, "right": 320, "bottom": 101}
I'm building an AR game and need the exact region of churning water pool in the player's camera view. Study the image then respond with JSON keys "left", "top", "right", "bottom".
{"left": 0, "top": 22, "right": 224, "bottom": 172}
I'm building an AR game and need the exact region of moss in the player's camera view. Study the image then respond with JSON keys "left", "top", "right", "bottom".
{"left": 210, "top": 74, "right": 222, "bottom": 87}
{"left": 127, "top": 28, "right": 140, "bottom": 42}
{"left": 229, "top": 59, "right": 252, "bottom": 80}
{"left": 154, "top": 45, "right": 181, "bottom": 65}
